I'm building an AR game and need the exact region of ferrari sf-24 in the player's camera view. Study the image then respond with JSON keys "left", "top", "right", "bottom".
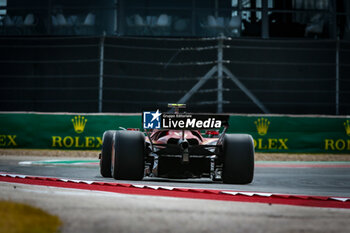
{"left": 99, "top": 104, "right": 254, "bottom": 184}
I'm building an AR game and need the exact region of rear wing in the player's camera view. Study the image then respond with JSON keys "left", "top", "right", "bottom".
{"left": 143, "top": 111, "right": 229, "bottom": 130}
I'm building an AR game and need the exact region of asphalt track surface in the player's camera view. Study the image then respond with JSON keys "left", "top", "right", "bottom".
{"left": 1, "top": 155, "right": 350, "bottom": 233}
{"left": 0, "top": 156, "right": 350, "bottom": 197}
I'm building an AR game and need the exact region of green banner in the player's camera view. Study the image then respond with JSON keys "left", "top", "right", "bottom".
{"left": 0, "top": 113, "right": 349, "bottom": 153}
{"left": 0, "top": 113, "right": 141, "bottom": 150}
{"left": 228, "top": 116, "right": 350, "bottom": 153}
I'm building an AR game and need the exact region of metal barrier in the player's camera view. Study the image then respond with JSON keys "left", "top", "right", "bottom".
{"left": 0, "top": 36, "right": 349, "bottom": 115}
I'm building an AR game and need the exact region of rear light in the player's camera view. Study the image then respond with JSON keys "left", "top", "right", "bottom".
{"left": 205, "top": 130, "right": 219, "bottom": 137}
{"left": 127, "top": 128, "right": 140, "bottom": 131}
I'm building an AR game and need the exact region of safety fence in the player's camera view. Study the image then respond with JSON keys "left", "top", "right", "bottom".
{"left": 0, "top": 112, "right": 349, "bottom": 153}
{"left": 0, "top": 36, "right": 349, "bottom": 115}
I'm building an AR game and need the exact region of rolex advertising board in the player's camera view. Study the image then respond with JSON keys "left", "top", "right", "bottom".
{"left": 0, "top": 112, "right": 349, "bottom": 153}
{"left": 0, "top": 113, "right": 141, "bottom": 150}
{"left": 228, "top": 116, "right": 350, "bottom": 153}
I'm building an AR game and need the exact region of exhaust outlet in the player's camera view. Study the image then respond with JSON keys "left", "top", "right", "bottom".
{"left": 179, "top": 139, "right": 189, "bottom": 150}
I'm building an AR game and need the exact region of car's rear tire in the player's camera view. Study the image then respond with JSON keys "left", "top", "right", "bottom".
{"left": 100, "top": 130, "right": 115, "bottom": 177}
{"left": 111, "top": 130, "right": 145, "bottom": 180}
{"left": 222, "top": 134, "right": 254, "bottom": 184}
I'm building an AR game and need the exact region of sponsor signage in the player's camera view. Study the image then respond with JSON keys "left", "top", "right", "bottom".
{"left": 0, "top": 112, "right": 349, "bottom": 153}
{"left": 51, "top": 115, "right": 102, "bottom": 149}
{"left": 252, "top": 117, "right": 288, "bottom": 150}
{"left": 228, "top": 116, "right": 350, "bottom": 153}
{"left": 0, "top": 113, "right": 141, "bottom": 150}
{"left": 143, "top": 110, "right": 229, "bottom": 129}
{"left": 0, "top": 135, "right": 17, "bottom": 147}
{"left": 324, "top": 119, "right": 350, "bottom": 152}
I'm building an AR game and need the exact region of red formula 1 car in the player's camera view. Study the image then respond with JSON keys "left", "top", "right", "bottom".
{"left": 99, "top": 104, "right": 254, "bottom": 184}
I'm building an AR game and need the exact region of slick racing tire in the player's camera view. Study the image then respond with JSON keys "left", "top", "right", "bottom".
{"left": 100, "top": 130, "right": 116, "bottom": 177}
{"left": 111, "top": 130, "right": 145, "bottom": 180}
{"left": 222, "top": 134, "right": 254, "bottom": 184}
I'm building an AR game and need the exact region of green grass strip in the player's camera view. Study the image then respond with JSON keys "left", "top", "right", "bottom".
{"left": 31, "top": 160, "right": 99, "bottom": 164}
